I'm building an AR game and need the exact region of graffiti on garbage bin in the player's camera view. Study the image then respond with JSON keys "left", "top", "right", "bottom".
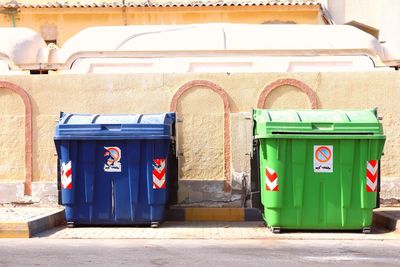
{"left": 103, "top": 146, "right": 122, "bottom": 172}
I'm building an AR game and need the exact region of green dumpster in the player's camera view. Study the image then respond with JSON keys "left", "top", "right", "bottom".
{"left": 253, "top": 109, "right": 385, "bottom": 232}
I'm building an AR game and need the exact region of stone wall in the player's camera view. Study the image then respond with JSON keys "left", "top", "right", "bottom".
{"left": 0, "top": 71, "right": 399, "bottom": 205}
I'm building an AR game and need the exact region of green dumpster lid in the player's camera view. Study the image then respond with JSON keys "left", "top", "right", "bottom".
{"left": 253, "top": 109, "right": 385, "bottom": 138}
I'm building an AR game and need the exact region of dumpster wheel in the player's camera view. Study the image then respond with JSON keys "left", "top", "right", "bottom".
{"left": 151, "top": 222, "right": 160, "bottom": 228}
{"left": 67, "top": 222, "right": 75, "bottom": 228}
{"left": 271, "top": 227, "right": 281, "bottom": 234}
{"left": 362, "top": 227, "right": 371, "bottom": 234}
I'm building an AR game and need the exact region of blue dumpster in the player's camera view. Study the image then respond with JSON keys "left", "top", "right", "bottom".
{"left": 54, "top": 112, "right": 175, "bottom": 227}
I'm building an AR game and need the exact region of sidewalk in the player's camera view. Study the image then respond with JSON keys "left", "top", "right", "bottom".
{"left": 1, "top": 206, "right": 399, "bottom": 239}
{"left": 36, "top": 221, "right": 399, "bottom": 240}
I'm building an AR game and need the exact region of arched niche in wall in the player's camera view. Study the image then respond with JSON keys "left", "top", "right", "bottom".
{"left": 170, "top": 80, "right": 232, "bottom": 192}
{"left": 257, "top": 78, "right": 319, "bottom": 109}
{"left": 0, "top": 81, "right": 32, "bottom": 196}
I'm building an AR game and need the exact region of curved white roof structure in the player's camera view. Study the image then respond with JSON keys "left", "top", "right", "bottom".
{"left": 49, "top": 23, "right": 386, "bottom": 72}
{"left": 0, "top": 27, "right": 47, "bottom": 72}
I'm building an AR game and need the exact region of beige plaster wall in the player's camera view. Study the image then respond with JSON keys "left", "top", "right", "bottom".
{"left": 0, "top": 71, "right": 399, "bottom": 186}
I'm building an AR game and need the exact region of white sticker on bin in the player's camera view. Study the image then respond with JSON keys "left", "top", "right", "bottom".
{"left": 313, "top": 145, "right": 333, "bottom": 173}
{"left": 104, "top": 146, "right": 122, "bottom": 172}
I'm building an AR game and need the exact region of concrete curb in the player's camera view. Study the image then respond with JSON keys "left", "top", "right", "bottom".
{"left": 0, "top": 209, "right": 65, "bottom": 238}
{"left": 167, "top": 207, "right": 400, "bottom": 234}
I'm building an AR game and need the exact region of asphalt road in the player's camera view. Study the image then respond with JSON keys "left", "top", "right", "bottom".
{"left": 0, "top": 239, "right": 399, "bottom": 267}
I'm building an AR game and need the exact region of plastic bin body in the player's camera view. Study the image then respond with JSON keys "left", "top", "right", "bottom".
{"left": 253, "top": 109, "right": 385, "bottom": 230}
{"left": 54, "top": 113, "right": 175, "bottom": 226}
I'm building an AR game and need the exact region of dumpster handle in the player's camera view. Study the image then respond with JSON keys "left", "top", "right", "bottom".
{"left": 375, "top": 107, "right": 381, "bottom": 209}
{"left": 175, "top": 117, "right": 182, "bottom": 159}
{"left": 111, "top": 179, "right": 115, "bottom": 216}
{"left": 250, "top": 109, "right": 254, "bottom": 159}
{"left": 91, "top": 114, "right": 100, "bottom": 123}
{"left": 137, "top": 114, "right": 144, "bottom": 123}
{"left": 63, "top": 114, "right": 74, "bottom": 124}
{"left": 241, "top": 172, "right": 249, "bottom": 207}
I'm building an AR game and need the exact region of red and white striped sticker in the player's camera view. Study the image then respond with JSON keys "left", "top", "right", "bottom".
{"left": 265, "top": 167, "right": 278, "bottom": 191}
{"left": 366, "top": 160, "right": 378, "bottom": 192}
{"left": 153, "top": 159, "right": 166, "bottom": 189}
{"left": 61, "top": 161, "right": 72, "bottom": 189}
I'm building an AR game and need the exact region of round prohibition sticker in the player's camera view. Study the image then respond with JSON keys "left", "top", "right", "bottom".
{"left": 315, "top": 146, "right": 332, "bottom": 163}
{"left": 314, "top": 145, "right": 333, "bottom": 173}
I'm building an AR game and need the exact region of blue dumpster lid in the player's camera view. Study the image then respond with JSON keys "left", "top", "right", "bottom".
{"left": 54, "top": 112, "right": 175, "bottom": 140}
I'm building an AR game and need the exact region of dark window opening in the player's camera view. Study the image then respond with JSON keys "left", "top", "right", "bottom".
{"left": 30, "top": 70, "right": 49, "bottom": 75}
{"left": 45, "top": 40, "right": 58, "bottom": 47}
